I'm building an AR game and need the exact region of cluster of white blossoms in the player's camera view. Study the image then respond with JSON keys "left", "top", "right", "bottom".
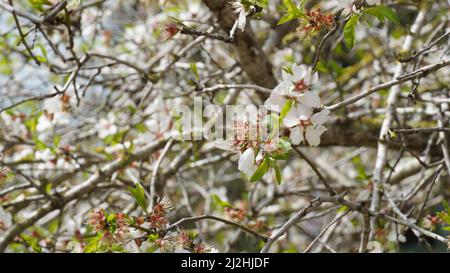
{"left": 217, "top": 64, "right": 330, "bottom": 181}
{"left": 265, "top": 64, "right": 330, "bottom": 147}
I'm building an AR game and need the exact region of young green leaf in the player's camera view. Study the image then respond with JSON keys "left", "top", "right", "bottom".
{"left": 344, "top": 14, "right": 360, "bottom": 49}
{"left": 280, "top": 100, "right": 294, "bottom": 121}
{"left": 364, "top": 5, "right": 400, "bottom": 25}
{"left": 273, "top": 164, "right": 282, "bottom": 184}
{"left": 128, "top": 183, "right": 148, "bottom": 213}
{"left": 212, "top": 194, "right": 232, "bottom": 208}
{"left": 250, "top": 157, "right": 270, "bottom": 182}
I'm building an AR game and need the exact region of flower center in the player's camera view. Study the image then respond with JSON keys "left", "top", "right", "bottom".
{"left": 294, "top": 79, "right": 308, "bottom": 92}
{"left": 300, "top": 119, "right": 312, "bottom": 127}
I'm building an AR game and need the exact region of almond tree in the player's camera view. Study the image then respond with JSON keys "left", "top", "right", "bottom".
{"left": 0, "top": 0, "right": 449, "bottom": 253}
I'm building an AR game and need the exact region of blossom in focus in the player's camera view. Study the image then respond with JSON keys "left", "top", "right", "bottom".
{"left": 265, "top": 64, "right": 321, "bottom": 111}
{"left": 215, "top": 117, "right": 272, "bottom": 178}
{"left": 284, "top": 107, "right": 330, "bottom": 147}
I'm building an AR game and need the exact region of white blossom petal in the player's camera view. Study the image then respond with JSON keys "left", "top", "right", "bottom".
{"left": 283, "top": 109, "right": 299, "bottom": 127}
{"left": 310, "top": 109, "right": 330, "bottom": 125}
{"left": 290, "top": 126, "right": 304, "bottom": 145}
{"left": 293, "top": 104, "right": 313, "bottom": 121}
{"left": 305, "top": 125, "right": 327, "bottom": 146}
{"left": 298, "top": 91, "right": 321, "bottom": 108}
{"left": 238, "top": 148, "right": 256, "bottom": 176}
{"left": 264, "top": 93, "right": 285, "bottom": 112}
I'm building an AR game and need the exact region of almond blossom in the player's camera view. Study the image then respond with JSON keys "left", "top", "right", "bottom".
{"left": 215, "top": 114, "right": 283, "bottom": 178}
{"left": 284, "top": 107, "right": 330, "bottom": 147}
{"left": 265, "top": 64, "right": 321, "bottom": 111}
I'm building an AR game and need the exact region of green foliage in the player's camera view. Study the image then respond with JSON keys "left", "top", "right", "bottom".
{"left": 344, "top": 14, "right": 360, "bottom": 49}
{"left": 363, "top": 5, "right": 401, "bottom": 26}
{"left": 28, "top": 0, "right": 53, "bottom": 12}
{"left": 128, "top": 183, "right": 148, "bottom": 213}
{"left": 277, "top": 0, "right": 306, "bottom": 25}
{"left": 212, "top": 194, "right": 232, "bottom": 208}
{"left": 20, "top": 234, "right": 42, "bottom": 253}
{"left": 250, "top": 157, "right": 270, "bottom": 182}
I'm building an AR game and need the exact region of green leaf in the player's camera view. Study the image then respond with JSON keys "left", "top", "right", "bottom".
{"left": 277, "top": 0, "right": 306, "bottom": 25}
{"left": 282, "top": 0, "right": 300, "bottom": 13}
{"left": 280, "top": 100, "right": 294, "bottom": 121}
{"left": 190, "top": 63, "right": 199, "bottom": 80}
{"left": 20, "top": 234, "right": 42, "bottom": 253}
{"left": 212, "top": 194, "right": 232, "bottom": 208}
{"left": 337, "top": 206, "right": 349, "bottom": 213}
{"left": 250, "top": 157, "right": 270, "bottom": 182}
{"left": 364, "top": 5, "right": 400, "bottom": 25}
{"left": 128, "top": 183, "right": 148, "bottom": 213}
{"left": 277, "top": 13, "right": 297, "bottom": 25}
{"left": 34, "top": 138, "right": 47, "bottom": 151}
{"left": 273, "top": 164, "right": 282, "bottom": 185}
{"left": 388, "top": 129, "right": 397, "bottom": 139}
{"left": 344, "top": 14, "right": 360, "bottom": 49}
{"left": 45, "top": 183, "right": 53, "bottom": 194}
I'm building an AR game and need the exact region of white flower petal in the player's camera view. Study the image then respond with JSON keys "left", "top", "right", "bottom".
{"left": 238, "top": 148, "right": 255, "bottom": 176}
{"left": 290, "top": 126, "right": 304, "bottom": 145}
{"left": 292, "top": 64, "right": 306, "bottom": 79}
{"left": 310, "top": 109, "right": 330, "bottom": 125}
{"left": 305, "top": 125, "right": 327, "bottom": 146}
{"left": 298, "top": 91, "right": 321, "bottom": 108}
{"left": 293, "top": 104, "right": 313, "bottom": 120}
{"left": 273, "top": 81, "right": 291, "bottom": 96}
{"left": 264, "top": 93, "right": 285, "bottom": 112}
{"left": 283, "top": 109, "right": 299, "bottom": 127}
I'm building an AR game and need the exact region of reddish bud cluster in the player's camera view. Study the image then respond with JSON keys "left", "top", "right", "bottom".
{"left": 87, "top": 208, "right": 107, "bottom": 233}
{"left": 297, "top": 8, "right": 334, "bottom": 38}
{"left": 147, "top": 196, "right": 175, "bottom": 230}
{"left": 160, "top": 22, "right": 179, "bottom": 41}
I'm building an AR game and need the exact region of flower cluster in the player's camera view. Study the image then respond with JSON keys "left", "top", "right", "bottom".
{"left": 82, "top": 196, "right": 217, "bottom": 253}
{"left": 215, "top": 64, "right": 329, "bottom": 182}
{"left": 215, "top": 113, "right": 288, "bottom": 180}
{"left": 147, "top": 196, "right": 175, "bottom": 230}
{"left": 297, "top": 8, "right": 334, "bottom": 38}
{"left": 266, "top": 64, "right": 330, "bottom": 147}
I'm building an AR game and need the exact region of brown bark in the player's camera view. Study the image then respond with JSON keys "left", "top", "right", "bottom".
{"left": 202, "top": 0, "right": 277, "bottom": 89}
